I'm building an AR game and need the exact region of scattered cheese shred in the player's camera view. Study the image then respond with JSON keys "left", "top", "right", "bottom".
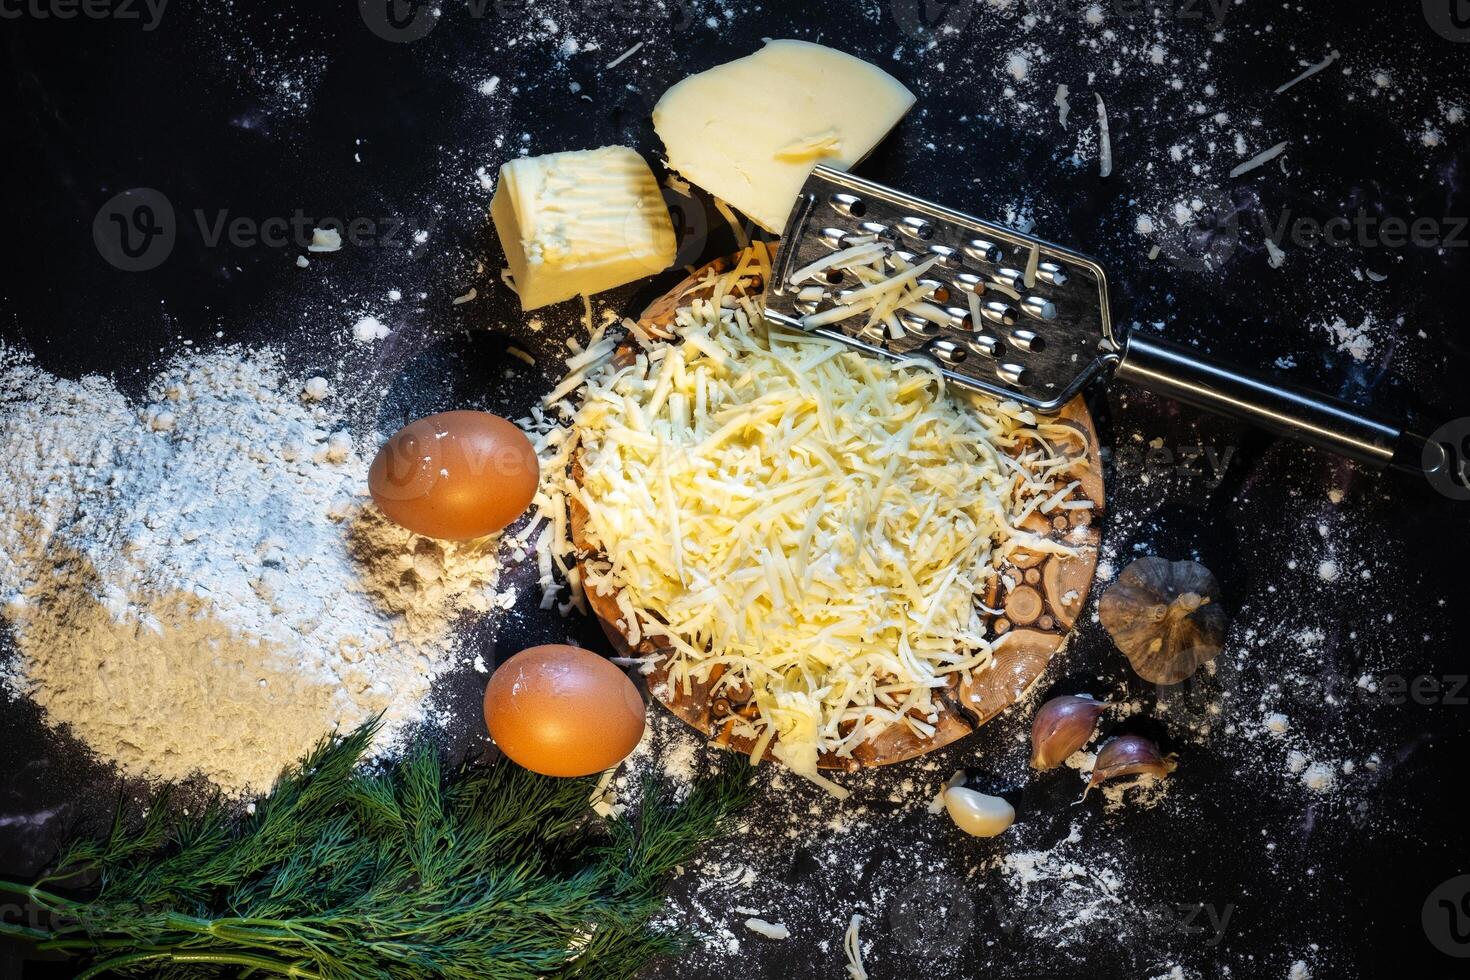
{"left": 744, "top": 918, "right": 790, "bottom": 940}
{"left": 844, "top": 915, "right": 867, "bottom": 980}
{"left": 1229, "top": 140, "right": 1289, "bottom": 179}
{"left": 1095, "top": 92, "right": 1112, "bottom": 177}
{"left": 713, "top": 196, "right": 750, "bottom": 248}
{"left": 604, "top": 40, "right": 644, "bottom": 70}
{"left": 1274, "top": 49, "right": 1340, "bottom": 95}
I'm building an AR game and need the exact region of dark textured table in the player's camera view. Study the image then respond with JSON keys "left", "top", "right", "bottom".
{"left": 2, "top": 2, "right": 1468, "bottom": 978}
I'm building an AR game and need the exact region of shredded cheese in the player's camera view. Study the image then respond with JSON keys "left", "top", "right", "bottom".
{"left": 844, "top": 914, "right": 867, "bottom": 980}
{"left": 793, "top": 248, "right": 947, "bottom": 340}
{"left": 1228, "top": 140, "right": 1289, "bottom": 179}
{"left": 603, "top": 40, "right": 644, "bottom": 70}
{"left": 713, "top": 197, "right": 750, "bottom": 248}
{"left": 1274, "top": 48, "right": 1340, "bottom": 95}
{"left": 744, "top": 918, "right": 790, "bottom": 940}
{"left": 525, "top": 250, "right": 1081, "bottom": 788}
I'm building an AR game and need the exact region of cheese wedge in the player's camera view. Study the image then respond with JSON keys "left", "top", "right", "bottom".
{"left": 491, "top": 146, "right": 676, "bottom": 311}
{"left": 652, "top": 40, "right": 916, "bottom": 234}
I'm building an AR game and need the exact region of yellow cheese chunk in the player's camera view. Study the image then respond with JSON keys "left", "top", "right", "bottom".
{"left": 491, "top": 146, "right": 676, "bottom": 311}
{"left": 652, "top": 40, "right": 916, "bottom": 234}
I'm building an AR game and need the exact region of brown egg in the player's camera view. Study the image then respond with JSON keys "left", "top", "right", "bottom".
{"left": 483, "top": 644, "right": 645, "bottom": 777}
{"left": 368, "top": 410, "right": 538, "bottom": 540}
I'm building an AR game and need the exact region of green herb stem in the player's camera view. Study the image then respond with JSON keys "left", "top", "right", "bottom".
{"left": 74, "top": 948, "right": 326, "bottom": 980}
{"left": 0, "top": 920, "right": 51, "bottom": 942}
{"left": 0, "top": 721, "right": 753, "bottom": 979}
{"left": 0, "top": 878, "right": 73, "bottom": 912}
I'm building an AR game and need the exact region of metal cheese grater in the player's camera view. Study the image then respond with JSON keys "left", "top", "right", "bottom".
{"left": 765, "top": 164, "right": 1462, "bottom": 485}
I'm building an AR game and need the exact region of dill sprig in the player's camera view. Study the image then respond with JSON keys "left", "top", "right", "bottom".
{"left": 0, "top": 722, "right": 752, "bottom": 980}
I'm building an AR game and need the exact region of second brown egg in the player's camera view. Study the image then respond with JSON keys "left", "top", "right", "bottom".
{"left": 484, "top": 644, "right": 646, "bottom": 777}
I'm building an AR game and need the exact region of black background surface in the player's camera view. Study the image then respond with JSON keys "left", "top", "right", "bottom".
{"left": 1, "top": 1, "right": 1469, "bottom": 978}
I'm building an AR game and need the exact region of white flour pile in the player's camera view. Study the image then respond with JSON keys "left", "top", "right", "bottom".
{"left": 0, "top": 344, "right": 506, "bottom": 795}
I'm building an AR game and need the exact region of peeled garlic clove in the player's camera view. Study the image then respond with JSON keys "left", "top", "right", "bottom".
{"left": 942, "top": 786, "right": 1015, "bottom": 838}
{"left": 1082, "top": 735, "right": 1177, "bottom": 799}
{"left": 1029, "top": 694, "right": 1109, "bottom": 770}
{"left": 927, "top": 769, "right": 967, "bottom": 815}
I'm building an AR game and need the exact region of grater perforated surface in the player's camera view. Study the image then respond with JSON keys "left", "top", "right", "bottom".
{"left": 766, "top": 165, "right": 1118, "bottom": 412}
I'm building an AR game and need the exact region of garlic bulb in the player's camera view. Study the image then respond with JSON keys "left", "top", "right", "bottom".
{"left": 1098, "top": 557, "right": 1227, "bottom": 684}
{"left": 942, "top": 786, "right": 1015, "bottom": 838}
{"left": 1030, "top": 694, "right": 1108, "bottom": 770}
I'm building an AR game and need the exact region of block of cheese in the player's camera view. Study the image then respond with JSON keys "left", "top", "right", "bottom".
{"left": 652, "top": 40, "right": 915, "bottom": 234}
{"left": 491, "top": 146, "right": 676, "bottom": 311}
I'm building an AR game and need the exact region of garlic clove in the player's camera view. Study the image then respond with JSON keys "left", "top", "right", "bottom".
{"left": 927, "top": 769, "right": 968, "bottom": 815}
{"left": 1082, "top": 734, "right": 1177, "bottom": 799}
{"left": 1029, "top": 694, "right": 1109, "bottom": 770}
{"left": 942, "top": 786, "right": 1016, "bottom": 838}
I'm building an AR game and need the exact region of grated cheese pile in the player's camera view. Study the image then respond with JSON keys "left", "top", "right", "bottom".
{"left": 526, "top": 249, "right": 1086, "bottom": 786}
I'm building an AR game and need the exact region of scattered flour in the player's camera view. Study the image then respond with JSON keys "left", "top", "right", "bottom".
{"left": 1312, "top": 315, "right": 1377, "bottom": 362}
{"left": 0, "top": 345, "right": 506, "bottom": 795}
{"left": 352, "top": 315, "right": 392, "bottom": 344}
{"left": 1301, "top": 762, "right": 1337, "bottom": 793}
{"left": 996, "top": 828, "right": 1129, "bottom": 942}
{"left": 1005, "top": 50, "right": 1030, "bottom": 81}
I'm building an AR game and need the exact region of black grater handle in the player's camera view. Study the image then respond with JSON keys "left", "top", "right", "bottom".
{"left": 1113, "top": 332, "right": 1460, "bottom": 488}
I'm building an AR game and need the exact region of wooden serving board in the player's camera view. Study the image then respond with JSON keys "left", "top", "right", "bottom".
{"left": 571, "top": 251, "right": 1104, "bottom": 770}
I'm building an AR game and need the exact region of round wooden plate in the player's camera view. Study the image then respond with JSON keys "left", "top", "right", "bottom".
{"left": 571, "top": 250, "right": 1104, "bottom": 771}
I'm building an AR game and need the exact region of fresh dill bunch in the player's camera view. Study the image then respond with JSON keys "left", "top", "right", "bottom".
{"left": 0, "top": 722, "right": 753, "bottom": 980}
